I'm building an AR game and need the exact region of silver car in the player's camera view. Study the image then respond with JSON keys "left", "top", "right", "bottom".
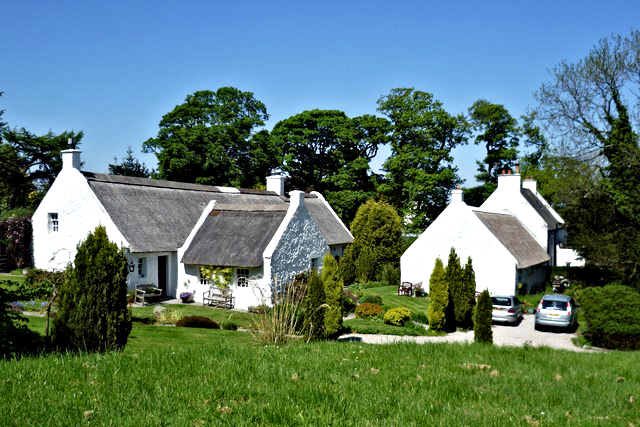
{"left": 491, "top": 295, "right": 523, "bottom": 325}
{"left": 534, "top": 294, "right": 577, "bottom": 330}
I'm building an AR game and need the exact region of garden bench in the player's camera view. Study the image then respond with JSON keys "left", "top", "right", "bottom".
{"left": 398, "top": 282, "right": 413, "bottom": 296}
{"left": 203, "top": 286, "right": 235, "bottom": 309}
{"left": 135, "top": 284, "right": 163, "bottom": 306}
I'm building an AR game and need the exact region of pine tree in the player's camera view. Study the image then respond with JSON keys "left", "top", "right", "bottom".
{"left": 445, "top": 247, "right": 463, "bottom": 330}
{"left": 321, "top": 254, "right": 343, "bottom": 338}
{"left": 460, "top": 257, "right": 477, "bottom": 329}
{"left": 52, "top": 226, "right": 131, "bottom": 352}
{"left": 427, "top": 257, "right": 448, "bottom": 331}
{"left": 474, "top": 289, "right": 493, "bottom": 344}
{"left": 303, "top": 269, "right": 325, "bottom": 340}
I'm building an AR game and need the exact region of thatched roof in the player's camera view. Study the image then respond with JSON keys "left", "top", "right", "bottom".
{"left": 521, "top": 188, "right": 562, "bottom": 229}
{"left": 181, "top": 206, "right": 288, "bottom": 267}
{"left": 82, "top": 172, "right": 351, "bottom": 254}
{"left": 474, "top": 210, "right": 550, "bottom": 269}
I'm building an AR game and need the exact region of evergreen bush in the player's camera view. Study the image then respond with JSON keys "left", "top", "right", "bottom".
{"left": 578, "top": 284, "right": 640, "bottom": 350}
{"left": 383, "top": 307, "right": 412, "bottom": 326}
{"left": 341, "top": 289, "right": 358, "bottom": 314}
{"left": 427, "top": 258, "right": 448, "bottom": 331}
{"left": 52, "top": 226, "right": 132, "bottom": 352}
{"left": 322, "top": 254, "right": 343, "bottom": 338}
{"left": 222, "top": 321, "right": 238, "bottom": 331}
{"left": 459, "top": 257, "right": 477, "bottom": 329}
{"left": 303, "top": 269, "right": 325, "bottom": 340}
{"left": 444, "top": 248, "right": 462, "bottom": 331}
{"left": 380, "top": 263, "right": 401, "bottom": 287}
{"left": 358, "top": 294, "right": 383, "bottom": 305}
{"left": 355, "top": 246, "right": 376, "bottom": 283}
{"left": 474, "top": 290, "right": 493, "bottom": 344}
{"left": 176, "top": 316, "right": 220, "bottom": 329}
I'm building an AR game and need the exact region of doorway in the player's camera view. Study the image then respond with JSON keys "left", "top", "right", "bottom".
{"left": 158, "top": 255, "right": 167, "bottom": 293}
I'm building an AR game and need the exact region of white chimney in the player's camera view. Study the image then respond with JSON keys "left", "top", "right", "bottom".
{"left": 61, "top": 149, "right": 82, "bottom": 170}
{"left": 267, "top": 173, "right": 285, "bottom": 196}
{"left": 289, "top": 190, "right": 305, "bottom": 210}
{"left": 522, "top": 177, "right": 537, "bottom": 193}
{"left": 450, "top": 185, "right": 463, "bottom": 204}
{"left": 497, "top": 169, "right": 521, "bottom": 193}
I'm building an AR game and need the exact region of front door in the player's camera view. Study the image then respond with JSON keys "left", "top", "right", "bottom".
{"left": 158, "top": 255, "right": 167, "bottom": 293}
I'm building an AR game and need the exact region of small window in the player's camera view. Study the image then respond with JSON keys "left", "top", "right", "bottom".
{"left": 199, "top": 269, "right": 210, "bottom": 286}
{"left": 237, "top": 268, "right": 249, "bottom": 287}
{"left": 138, "top": 257, "right": 146, "bottom": 278}
{"left": 48, "top": 213, "right": 59, "bottom": 233}
{"left": 310, "top": 257, "right": 320, "bottom": 270}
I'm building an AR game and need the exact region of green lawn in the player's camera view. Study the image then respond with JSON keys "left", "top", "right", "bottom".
{"left": 356, "top": 285, "right": 429, "bottom": 314}
{"left": 2, "top": 315, "right": 639, "bottom": 425}
{"left": 131, "top": 303, "right": 258, "bottom": 329}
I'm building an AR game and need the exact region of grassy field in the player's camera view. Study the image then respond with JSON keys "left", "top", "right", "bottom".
{"left": 355, "top": 285, "right": 428, "bottom": 314}
{"left": 2, "top": 315, "right": 639, "bottom": 426}
{"left": 131, "top": 304, "right": 258, "bottom": 329}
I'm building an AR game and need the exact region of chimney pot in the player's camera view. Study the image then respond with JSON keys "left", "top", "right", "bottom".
{"left": 267, "top": 173, "right": 285, "bottom": 196}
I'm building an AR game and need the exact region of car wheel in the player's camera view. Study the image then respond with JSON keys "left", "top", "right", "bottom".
{"left": 534, "top": 322, "right": 540, "bottom": 331}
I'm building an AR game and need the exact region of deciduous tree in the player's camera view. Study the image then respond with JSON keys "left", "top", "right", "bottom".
{"left": 377, "top": 88, "right": 468, "bottom": 231}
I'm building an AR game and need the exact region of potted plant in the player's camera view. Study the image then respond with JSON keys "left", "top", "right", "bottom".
{"left": 180, "top": 291, "right": 194, "bottom": 303}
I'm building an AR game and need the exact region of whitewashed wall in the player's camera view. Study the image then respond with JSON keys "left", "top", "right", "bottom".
{"left": 481, "top": 174, "right": 550, "bottom": 252}
{"left": 125, "top": 251, "right": 177, "bottom": 296}
{"left": 32, "top": 162, "right": 128, "bottom": 270}
{"left": 401, "top": 196, "right": 518, "bottom": 296}
{"left": 268, "top": 192, "right": 329, "bottom": 285}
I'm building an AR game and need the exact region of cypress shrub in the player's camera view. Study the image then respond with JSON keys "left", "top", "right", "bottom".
{"left": 52, "top": 226, "right": 132, "bottom": 352}
{"left": 338, "top": 245, "right": 356, "bottom": 286}
{"left": 349, "top": 200, "right": 404, "bottom": 282}
{"left": 427, "top": 257, "right": 448, "bottom": 331}
{"left": 459, "top": 257, "right": 477, "bottom": 329}
{"left": 579, "top": 284, "right": 640, "bottom": 350}
{"left": 322, "top": 254, "right": 344, "bottom": 338}
{"left": 474, "top": 289, "right": 493, "bottom": 344}
{"left": 303, "top": 269, "right": 325, "bottom": 340}
{"left": 444, "top": 248, "right": 462, "bottom": 331}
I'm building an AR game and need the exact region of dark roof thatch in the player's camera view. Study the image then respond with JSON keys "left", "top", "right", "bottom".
{"left": 305, "top": 197, "right": 353, "bottom": 245}
{"left": 181, "top": 207, "right": 288, "bottom": 267}
{"left": 474, "top": 210, "right": 550, "bottom": 269}
{"left": 520, "top": 188, "right": 562, "bottom": 229}
{"left": 82, "top": 172, "right": 352, "bottom": 253}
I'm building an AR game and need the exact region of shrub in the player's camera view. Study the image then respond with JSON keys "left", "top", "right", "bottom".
{"left": 253, "top": 276, "right": 306, "bottom": 344}
{"left": 154, "top": 307, "right": 181, "bottom": 325}
{"left": 445, "top": 248, "right": 463, "bottom": 329}
{"left": 0, "top": 285, "right": 43, "bottom": 359}
{"left": 222, "top": 321, "right": 238, "bottom": 331}
{"left": 459, "top": 257, "right": 477, "bottom": 329}
{"left": 427, "top": 258, "right": 448, "bottom": 331}
{"left": 578, "top": 284, "right": 640, "bottom": 350}
{"left": 359, "top": 294, "right": 383, "bottom": 305}
{"left": 355, "top": 302, "right": 384, "bottom": 319}
{"left": 303, "top": 269, "right": 326, "bottom": 340}
{"left": 355, "top": 246, "right": 376, "bottom": 283}
{"left": 383, "top": 307, "right": 412, "bottom": 326}
{"left": 411, "top": 311, "right": 429, "bottom": 325}
{"left": 474, "top": 290, "right": 493, "bottom": 344}
{"left": 52, "top": 226, "right": 132, "bottom": 352}
{"left": 176, "top": 316, "right": 220, "bottom": 329}
{"left": 322, "top": 254, "right": 343, "bottom": 338}
{"left": 380, "top": 263, "right": 400, "bottom": 287}
{"left": 341, "top": 290, "right": 358, "bottom": 314}
{"left": 22, "top": 269, "right": 65, "bottom": 300}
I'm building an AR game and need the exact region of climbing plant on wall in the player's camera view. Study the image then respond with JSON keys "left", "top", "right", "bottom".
{"left": 199, "top": 266, "right": 234, "bottom": 288}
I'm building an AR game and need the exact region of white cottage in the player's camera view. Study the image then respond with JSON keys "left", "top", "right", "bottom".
{"left": 481, "top": 170, "right": 584, "bottom": 267}
{"left": 401, "top": 188, "right": 550, "bottom": 296}
{"left": 32, "top": 149, "right": 353, "bottom": 309}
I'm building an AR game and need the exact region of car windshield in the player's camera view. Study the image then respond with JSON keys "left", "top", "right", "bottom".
{"left": 542, "top": 300, "right": 567, "bottom": 310}
{"left": 492, "top": 297, "right": 511, "bottom": 306}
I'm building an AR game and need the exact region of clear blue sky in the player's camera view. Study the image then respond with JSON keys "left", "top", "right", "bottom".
{"left": 2, "top": 1, "right": 638, "bottom": 185}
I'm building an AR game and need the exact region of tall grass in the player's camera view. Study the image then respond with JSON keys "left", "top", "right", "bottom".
{"left": 252, "top": 278, "right": 307, "bottom": 344}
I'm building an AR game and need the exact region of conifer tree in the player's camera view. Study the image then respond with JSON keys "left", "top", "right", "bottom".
{"left": 427, "top": 257, "right": 448, "bottom": 331}
{"left": 53, "top": 226, "right": 131, "bottom": 352}
{"left": 303, "top": 269, "right": 325, "bottom": 340}
{"left": 444, "top": 247, "right": 463, "bottom": 330}
{"left": 474, "top": 289, "right": 493, "bottom": 344}
{"left": 460, "top": 257, "right": 477, "bottom": 328}
{"left": 321, "top": 254, "right": 343, "bottom": 338}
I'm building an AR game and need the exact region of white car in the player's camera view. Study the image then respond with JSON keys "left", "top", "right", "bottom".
{"left": 491, "top": 295, "right": 523, "bottom": 326}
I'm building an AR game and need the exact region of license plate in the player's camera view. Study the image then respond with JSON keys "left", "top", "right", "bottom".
{"left": 494, "top": 307, "right": 505, "bottom": 311}
{"left": 548, "top": 313, "right": 559, "bottom": 317}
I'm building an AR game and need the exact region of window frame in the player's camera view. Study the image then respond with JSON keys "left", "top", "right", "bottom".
{"left": 138, "top": 257, "right": 146, "bottom": 278}
{"left": 48, "top": 213, "right": 59, "bottom": 233}
{"left": 237, "top": 268, "right": 249, "bottom": 287}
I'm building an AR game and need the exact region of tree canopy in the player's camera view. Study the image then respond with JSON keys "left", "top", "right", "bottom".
{"left": 108, "top": 146, "right": 151, "bottom": 178}
{"left": 377, "top": 88, "right": 468, "bottom": 231}
{"left": 143, "top": 87, "right": 276, "bottom": 188}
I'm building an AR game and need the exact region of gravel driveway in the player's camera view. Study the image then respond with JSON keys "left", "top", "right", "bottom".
{"left": 340, "top": 314, "right": 597, "bottom": 352}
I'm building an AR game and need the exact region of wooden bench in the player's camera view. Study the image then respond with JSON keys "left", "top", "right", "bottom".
{"left": 203, "top": 286, "right": 235, "bottom": 309}
{"left": 135, "top": 284, "right": 163, "bottom": 306}
{"left": 398, "top": 282, "right": 414, "bottom": 296}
